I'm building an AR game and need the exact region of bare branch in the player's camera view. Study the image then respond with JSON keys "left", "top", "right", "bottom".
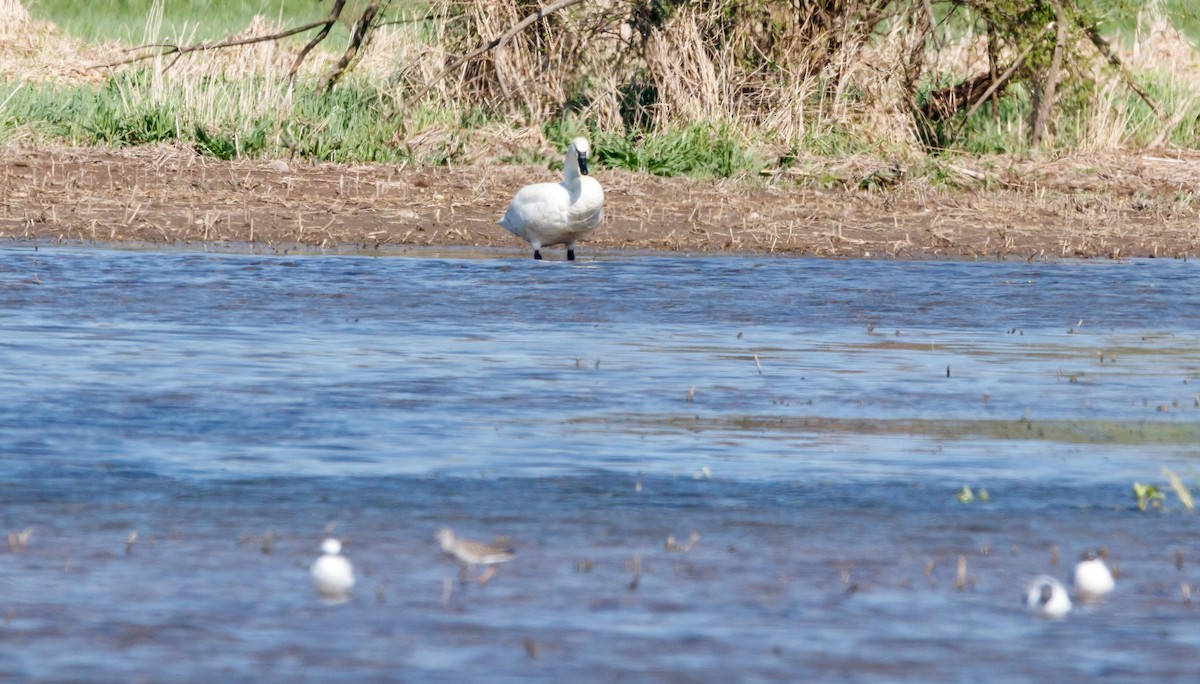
{"left": 922, "top": 0, "right": 942, "bottom": 50}
{"left": 318, "top": 1, "right": 383, "bottom": 93}
{"left": 91, "top": 10, "right": 342, "bottom": 70}
{"left": 376, "top": 9, "right": 460, "bottom": 29}
{"left": 400, "top": 0, "right": 587, "bottom": 108}
{"left": 946, "top": 21, "right": 1058, "bottom": 146}
{"left": 289, "top": 0, "right": 348, "bottom": 83}
{"left": 986, "top": 18, "right": 1000, "bottom": 123}
{"left": 1030, "top": 2, "right": 1067, "bottom": 148}
{"left": 1076, "top": 17, "right": 1160, "bottom": 117}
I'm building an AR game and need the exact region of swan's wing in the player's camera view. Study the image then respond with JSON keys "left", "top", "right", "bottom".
{"left": 499, "top": 182, "right": 570, "bottom": 235}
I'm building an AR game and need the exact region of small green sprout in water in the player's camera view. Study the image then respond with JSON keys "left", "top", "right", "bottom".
{"left": 1133, "top": 482, "right": 1166, "bottom": 511}
{"left": 957, "top": 486, "right": 989, "bottom": 503}
{"left": 1163, "top": 468, "right": 1195, "bottom": 511}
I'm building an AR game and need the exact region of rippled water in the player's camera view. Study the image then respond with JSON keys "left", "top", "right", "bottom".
{"left": 1, "top": 247, "right": 1198, "bottom": 680}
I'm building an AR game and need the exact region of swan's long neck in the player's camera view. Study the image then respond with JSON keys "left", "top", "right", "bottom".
{"left": 562, "top": 146, "right": 582, "bottom": 188}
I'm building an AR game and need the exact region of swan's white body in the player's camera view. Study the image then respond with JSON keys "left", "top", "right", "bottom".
{"left": 498, "top": 136, "right": 605, "bottom": 260}
{"left": 1073, "top": 553, "right": 1115, "bottom": 599}
{"left": 1025, "top": 575, "right": 1071, "bottom": 619}
{"left": 310, "top": 538, "right": 355, "bottom": 602}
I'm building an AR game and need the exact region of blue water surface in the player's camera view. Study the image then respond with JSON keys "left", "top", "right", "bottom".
{"left": 1, "top": 247, "right": 1198, "bottom": 680}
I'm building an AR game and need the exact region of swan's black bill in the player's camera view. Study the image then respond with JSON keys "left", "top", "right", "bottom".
{"left": 578, "top": 155, "right": 589, "bottom": 176}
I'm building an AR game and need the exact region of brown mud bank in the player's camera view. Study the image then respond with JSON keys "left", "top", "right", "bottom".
{"left": 3, "top": 144, "right": 1199, "bottom": 258}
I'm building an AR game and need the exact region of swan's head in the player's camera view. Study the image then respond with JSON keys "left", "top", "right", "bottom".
{"left": 320, "top": 538, "right": 342, "bottom": 556}
{"left": 570, "top": 136, "right": 590, "bottom": 176}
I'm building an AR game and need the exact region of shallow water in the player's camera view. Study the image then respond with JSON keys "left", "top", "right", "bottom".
{"left": 1, "top": 247, "right": 1199, "bottom": 680}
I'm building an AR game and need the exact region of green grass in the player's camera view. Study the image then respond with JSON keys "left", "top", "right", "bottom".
{"left": 24, "top": 0, "right": 343, "bottom": 43}
{"left": 0, "top": 72, "right": 417, "bottom": 163}
{"left": 943, "top": 74, "right": 1200, "bottom": 155}
{"left": 523, "top": 118, "right": 769, "bottom": 178}
{"left": 0, "top": 72, "right": 773, "bottom": 175}
{"left": 4, "top": 63, "right": 1198, "bottom": 176}
{"left": 4, "top": 61, "right": 1198, "bottom": 177}
{"left": 589, "top": 126, "right": 767, "bottom": 178}
{"left": 1083, "top": 0, "right": 1200, "bottom": 44}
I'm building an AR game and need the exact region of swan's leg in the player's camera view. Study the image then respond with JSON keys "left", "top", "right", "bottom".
{"left": 532, "top": 241, "right": 543, "bottom": 260}
{"left": 533, "top": 249, "right": 543, "bottom": 260}
{"left": 566, "top": 242, "right": 576, "bottom": 261}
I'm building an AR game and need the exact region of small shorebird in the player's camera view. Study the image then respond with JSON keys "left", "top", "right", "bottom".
{"left": 1025, "top": 575, "right": 1072, "bottom": 619}
{"left": 435, "top": 528, "right": 515, "bottom": 584}
{"left": 1073, "top": 550, "right": 1115, "bottom": 600}
{"left": 497, "top": 136, "right": 605, "bottom": 261}
{"left": 310, "top": 538, "right": 355, "bottom": 603}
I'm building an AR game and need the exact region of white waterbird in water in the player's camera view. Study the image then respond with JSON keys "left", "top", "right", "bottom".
{"left": 435, "top": 528, "right": 515, "bottom": 584}
{"left": 497, "top": 136, "right": 605, "bottom": 261}
{"left": 310, "top": 538, "right": 355, "bottom": 603}
{"left": 1073, "top": 550, "right": 1115, "bottom": 600}
{"left": 1025, "top": 575, "right": 1072, "bottom": 619}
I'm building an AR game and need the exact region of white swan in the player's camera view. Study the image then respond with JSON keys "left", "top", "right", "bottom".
{"left": 310, "top": 538, "right": 355, "bottom": 603}
{"left": 1025, "top": 575, "right": 1071, "bottom": 619}
{"left": 498, "top": 136, "right": 605, "bottom": 261}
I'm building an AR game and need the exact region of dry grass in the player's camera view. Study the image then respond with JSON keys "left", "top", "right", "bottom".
{"left": 395, "top": 0, "right": 1200, "bottom": 154}
{"left": 0, "top": 0, "right": 113, "bottom": 84}
{"left": 117, "top": 10, "right": 290, "bottom": 128}
{"left": 2, "top": 0, "right": 1200, "bottom": 163}
{"left": 434, "top": 0, "right": 904, "bottom": 143}
{"left": 642, "top": 9, "right": 727, "bottom": 128}
{"left": 1128, "top": 8, "right": 1200, "bottom": 90}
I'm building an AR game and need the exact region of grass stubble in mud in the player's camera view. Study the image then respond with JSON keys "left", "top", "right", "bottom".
{"left": 5, "top": 143, "right": 1200, "bottom": 259}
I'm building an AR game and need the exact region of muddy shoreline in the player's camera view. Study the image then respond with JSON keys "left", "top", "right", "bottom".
{"left": 3, "top": 144, "right": 1200, "bottom": 259}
